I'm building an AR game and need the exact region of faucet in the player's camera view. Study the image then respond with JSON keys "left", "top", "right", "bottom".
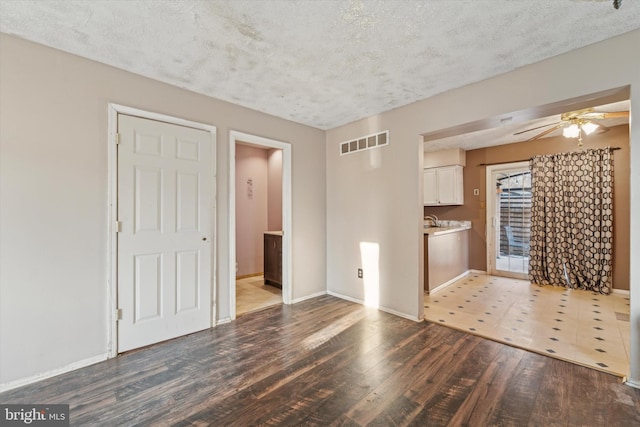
{"left": 424, "top": 214, "right": 439, "bottom": 227}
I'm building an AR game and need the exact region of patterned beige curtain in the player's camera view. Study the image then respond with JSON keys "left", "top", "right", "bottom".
{"left": 528, "top": 147, "right": 613, "bottom": 294}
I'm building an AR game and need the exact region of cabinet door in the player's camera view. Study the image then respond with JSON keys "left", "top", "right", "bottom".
{"left": 423, "top": 169, "right": 438, "bottom": 205}
{"left": 437, "top": 166, "right": 463, "bottom": 205}
{"left": 427, "top": 230, "right": 469, "bottom": 292}
{"left": 264, "top": 234, "right": 277, "bottom": 283}
{"left": 263, "top": 234, "right": 282, "bottom": 287}
{"left": 275, "top": 236, "right": 282, "bottom": 285}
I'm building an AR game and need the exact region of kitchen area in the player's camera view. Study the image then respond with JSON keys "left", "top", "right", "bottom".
{"left": 422, "top": 126, "right": 633, "bottom": 377}
{"left": 423, "top": 148, "right": 471, "bottom": 294}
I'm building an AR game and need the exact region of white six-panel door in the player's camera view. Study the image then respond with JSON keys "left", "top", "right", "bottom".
{"left": 117, "top": 114, "right": 212, "bottom": 352}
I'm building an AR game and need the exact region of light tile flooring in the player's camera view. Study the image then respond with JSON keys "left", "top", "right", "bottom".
{"left": 236, "top": 275, "right": 282, "bottom": 316}
{"left": 424, "top": 274, "right": 631, "bottom": 378}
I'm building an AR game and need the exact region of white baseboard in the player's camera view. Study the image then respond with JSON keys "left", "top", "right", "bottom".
{"left": 428, "top": 270, "right": 472, "bottom": 295}
{"left": 327, "top": 290, "right": 361, "bottom": 304}
{"left": 378, "top": 305, "right": 421, "bottom": 322}
{"left": 612, "top": 288, "right": 630, "bottom": 296}
{"left": 216, "top": 317, "right": 232, "bottom": 325}
{"left": 326, "top": 290, "right": 421, "bottom": 322}
{"left": 469, "top": 269, "right": 488, "bottom": 275}
{"left": 0, "top": 353, "right": 109, "bottom": 393}
{"left": 291, "top": 291, "right": 327, "bottom": 304}
{"left": 625, "top": 378, "right": 640, "bottom": 389}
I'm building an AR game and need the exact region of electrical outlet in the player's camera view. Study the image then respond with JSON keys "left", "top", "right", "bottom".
{"left": 357, "top": 268, "right": 363, "bottom": 279}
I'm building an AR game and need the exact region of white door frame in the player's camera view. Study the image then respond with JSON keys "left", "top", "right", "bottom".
{"left": 485, "top": 161, "right": 530, "bottom": 278}
{"left": 229, "top": 131, "right": 292, "bottom": 320}
{"left": 107, "top": 103, "right": 217, "bottom": 357}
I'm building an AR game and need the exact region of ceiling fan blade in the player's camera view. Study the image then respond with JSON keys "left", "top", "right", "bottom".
{"left": 581, "top": 111, "right": 629, "bottom": 119}
{"left": 513, "top": 121, "right": 562, "bottom": 136}
{"left": 600, "top": 111, "right": 629, "bottom": 119}
{"left": 526, "top": 123, "right": 564, "bottom": 141}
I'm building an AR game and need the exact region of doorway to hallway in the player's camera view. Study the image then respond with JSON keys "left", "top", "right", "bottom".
{"left": 234, "top": 142, "right": 283, "bottom": 315}
{"left": 229, "top": 131, "right": 292, "bottom": 320}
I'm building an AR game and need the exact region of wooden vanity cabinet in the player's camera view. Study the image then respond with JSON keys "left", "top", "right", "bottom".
{"left": 264, "top": 233, "right": 282, "bottom": 288}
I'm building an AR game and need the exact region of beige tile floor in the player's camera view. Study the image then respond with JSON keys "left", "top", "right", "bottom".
{"left": 236, "top": 275, "right": 282, "bottom": 316}
{"left": 424, "top": 274, "right": 631, "bottom": 378}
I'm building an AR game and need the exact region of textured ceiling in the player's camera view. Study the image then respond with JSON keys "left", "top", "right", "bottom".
{"left": 1, "top": 0, "right": 639, "bottom": 130}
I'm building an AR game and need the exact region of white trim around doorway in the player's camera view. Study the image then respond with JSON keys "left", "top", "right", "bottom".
{"left": 228, "top": 131, "right": 293, "bottom": 320}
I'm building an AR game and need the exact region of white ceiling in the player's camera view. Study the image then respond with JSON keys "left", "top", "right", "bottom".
{"left": 1, "top": 0, "right": 638, "bottom": 130}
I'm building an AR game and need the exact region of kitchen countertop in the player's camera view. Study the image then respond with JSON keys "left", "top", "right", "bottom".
{"left": 424, "top": 220, "right": 471, "bottom": 236}
{"left": 264, "top": 231, "right": 283, "bottom": 236}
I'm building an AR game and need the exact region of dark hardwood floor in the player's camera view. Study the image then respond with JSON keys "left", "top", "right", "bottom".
{"left": 2, "top": 295, "right": 639, "bottom": 426}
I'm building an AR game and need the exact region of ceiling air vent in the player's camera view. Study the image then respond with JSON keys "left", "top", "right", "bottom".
{"left": 340, "top": 130, "right": 389, "bottom": 156}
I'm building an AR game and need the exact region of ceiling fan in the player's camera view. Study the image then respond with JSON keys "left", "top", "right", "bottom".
{"left": 514, "top": 107, "right": 629, "bottom": 146}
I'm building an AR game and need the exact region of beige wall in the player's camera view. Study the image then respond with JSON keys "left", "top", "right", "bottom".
{"left": 235, "top": 144, "right": 269, "bottom": 277}
{"left": 424, "top": 125, "right": 630, "bottom": 290}
{"left": 0, "top": 34, "right": 326, "bottom": 388}
{"left": 234, "top": 145, "right": 283, "bottom": 277}
{"left": 325, "top": 29, "right": 639, "bottom": 383}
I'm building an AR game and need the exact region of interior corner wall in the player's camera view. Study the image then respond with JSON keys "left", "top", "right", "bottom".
{"left": 235, "top": 144, "right": 269, "bottom": 277}
{"left": 0, "top": 33, "right": 326, "bottom": 389}
{"left": 325, "top": 29, "right": 640, "bottom": 383}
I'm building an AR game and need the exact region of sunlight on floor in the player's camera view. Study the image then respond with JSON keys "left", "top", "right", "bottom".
{"left": 360, "top": 242, "right": 380, "bottom": 308}
{"left": 302, "top": 309, "right": 368, "bottom": 350}
{"left": 424, "top": 274, "right": 631, "bottom": 378}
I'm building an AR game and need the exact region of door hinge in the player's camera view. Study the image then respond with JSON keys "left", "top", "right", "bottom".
{"left": 116, "top": 308, "right": 123, "bottom": 320}
{"left": 115, "top": 133, "right": 120, "bottom": 145}
{"left": 115, "top": 221, "right": 122, "bottom": 232}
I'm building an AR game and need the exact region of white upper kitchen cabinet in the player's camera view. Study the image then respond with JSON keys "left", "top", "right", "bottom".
{"left": 423, "top": 165, "right": 463, "bottom": 206}
{"left": 423, "top": 168, "right": 438, "bottom": 205}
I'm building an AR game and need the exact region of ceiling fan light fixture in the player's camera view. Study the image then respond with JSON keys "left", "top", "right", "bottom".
{"left": 581, "top": 121, "right": 599, "bottom": 135}
{"left": 563, "top": 123, "right": 580, "bottom": 138}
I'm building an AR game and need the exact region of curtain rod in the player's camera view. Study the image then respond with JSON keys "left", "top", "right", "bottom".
{"left": 477, "top": 146, "right": 621, "bottom": 167}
